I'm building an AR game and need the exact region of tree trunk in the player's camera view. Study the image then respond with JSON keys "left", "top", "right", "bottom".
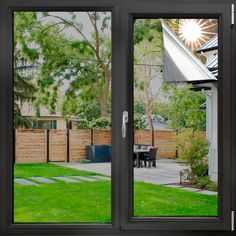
{"left": 99, "top": 99, "right": 108, "bottom": 117}
{"left": 147, "top": 114, "right": 154, "bottom": 130}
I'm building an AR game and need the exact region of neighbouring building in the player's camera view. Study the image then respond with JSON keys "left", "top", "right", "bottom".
{"left": 20, "top": 103, "right": 79, "bottom": 130}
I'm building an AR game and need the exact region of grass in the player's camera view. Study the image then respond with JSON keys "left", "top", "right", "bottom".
{"left": 134, "top": 182, "right": 218, "bottom": 217}
{"left": 14, "top": 164, "right": 218, "bottom": 223}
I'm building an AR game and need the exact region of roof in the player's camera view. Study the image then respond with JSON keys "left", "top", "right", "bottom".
{"left": 206, "top": 55, "right": 218, "bottom": 77}
{"left": 161, "top": 20, "right": 217, "bottom": 83}
{"left": 196, "top": 35, "right": 218, "bottom": 53}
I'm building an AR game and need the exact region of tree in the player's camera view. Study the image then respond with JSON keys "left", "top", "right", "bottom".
{"left": 14, "top": 12, "right": 38, "bottom": 128}
{"left": 163, "top": 84, "right": 206, "bottom": 131}
{"left": 134, "top": 19, "right": 164, "bottom": 130}
{"left": 30, "top": 12, "right": 111, "bottom": 118}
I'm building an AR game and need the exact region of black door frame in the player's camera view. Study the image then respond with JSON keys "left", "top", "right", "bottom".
{"left": 0, "top": 0, "right": 235, "bottom": 235}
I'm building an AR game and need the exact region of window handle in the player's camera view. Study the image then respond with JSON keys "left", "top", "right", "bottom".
{"left": 122, "top": 111, "right": 128, "bottom": 138}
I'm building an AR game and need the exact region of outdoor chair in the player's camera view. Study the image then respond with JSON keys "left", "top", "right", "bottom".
{"left": 141, "top": 147, "right": 158, "bottom": 168}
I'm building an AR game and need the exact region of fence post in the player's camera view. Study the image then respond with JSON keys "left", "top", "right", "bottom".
{"left": 46, "top": 129, "right": 50, "bottom": 163}
{"left": 66, "top": 129, "right": 70, "bottom": 162}
{"left": 14, "top": 129, "right": 16, "bottom": 163}
{"left": 176, "top": 130, "right": 178, "bottom": 158}
{"left": 151, "top": 129, "right": 154, "bottom": 146}
{"left": 91, "top": 129, "right": 94, "bottom": 145}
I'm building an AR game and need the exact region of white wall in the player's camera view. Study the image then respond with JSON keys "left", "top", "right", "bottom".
{"left": 205, "top": 85, "right": 218, "bottom": 182}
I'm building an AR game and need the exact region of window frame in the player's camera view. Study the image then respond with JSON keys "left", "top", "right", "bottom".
{"left": 0, "top": 0, "right": 235, "bottom": 235}
{"left": 119, "top": 2, "right": 234, "bottom": 232}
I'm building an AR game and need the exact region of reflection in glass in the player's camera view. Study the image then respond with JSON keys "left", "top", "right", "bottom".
{"left": 133, "top": 18, "right": 218, "bottom": 217}
{"left": 14, "top": 11, "right": 111, "bottom": 223}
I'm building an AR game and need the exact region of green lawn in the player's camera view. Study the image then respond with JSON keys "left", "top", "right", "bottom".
{"left": 14, "top": 164, "right": 218, "bottom": 223}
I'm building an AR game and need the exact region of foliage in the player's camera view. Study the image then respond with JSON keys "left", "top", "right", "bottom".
{"left": 134, "top": 114, "right": 147, "bottom": 130}
{"left": 77, "top": 118, "right": 91, "bottom": 129}
{"left": 176, "top": 129, "right": 209, "bottom": 182}
{"left": 134, "top": 101, "right": 146, "bottom": 115}
{"left": 162, "top": 84, "right": 206, "bottom": 131}
{"left": 91, "top": 117, "right": 111, "bottom": 129}
{"left": 27, "top": 12, "right": 112, "bottom": 118}
{"left": 134, "top": 19, "right": 162, "bottom": 45}
{"left": 134, "top": 19, "right": 164, "bottom": 129}
{"left": 195, "top": 176, "right": 218, "bottom": 192}
{"left": 14, "top": 12, "right": 38, "bottom": 128}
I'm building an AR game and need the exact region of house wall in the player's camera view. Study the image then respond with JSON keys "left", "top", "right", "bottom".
{"left": 206, "top": 86, "right": 218, "bottom": 182}
{"left": 57, "top": 118, "right": 67, "bottom": 129}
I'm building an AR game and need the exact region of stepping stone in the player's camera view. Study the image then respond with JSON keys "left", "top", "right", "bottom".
{"left": 14, "top": 178, "right": 40, "bottom": 186}
{"left": 72, "top": 176, "right": 97, "bottom": 182}
{"left": 181, "top": 187, "right": 201, "bottom": 192}
{"left": 31, "top": 177, "right": 56, "bottom": 184}
{"left": 51, "top": 177, "right": 80, "bottom": 183}
{"left": 93, "top": 175, "right": 111, "bottom": 181}
{"left": 198, "top": 190, "right": 218, "bottom": 195}
{"left": 164, "top": 184, "right": 183, "bottom": 189}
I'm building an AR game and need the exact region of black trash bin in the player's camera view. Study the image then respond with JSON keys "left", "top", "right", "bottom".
{"left": 86, "top": 145, "right": 112, "bottom": 162}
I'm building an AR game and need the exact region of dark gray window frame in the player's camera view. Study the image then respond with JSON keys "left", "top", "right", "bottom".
{"left": 0, "top": 0, "right": 235, "bottom": 235}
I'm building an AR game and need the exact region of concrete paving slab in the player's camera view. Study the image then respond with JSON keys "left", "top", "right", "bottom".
{"left": 54, "top": 159, "right": 184, "bottom": 185}
{"left": 93, "top": 175, "right": 111, "bottom": 181}
{"left": 31, "top": 177, "right": 56, "bottom": 183}
{"left": 164, "top": 184, "right": 183, "bottom": 189}
{"left": 181, "top": 187, "right": 201, "bottom": 192}
{"left": 14, "top": 178, "right": 40, "bottom": 186}
{"left": 72, "top": 176, "right": 97, "bottom": 182}
{"left": 198, "top": 190, "right": 217, "bottom": 195}
{"left": 51, "top": 177, "right": 80, "bottom": 183}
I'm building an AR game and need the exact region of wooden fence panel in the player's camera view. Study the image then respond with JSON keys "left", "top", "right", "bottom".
{"left": 49, "top": 130, "right": 67, "bottom": 162}
{"left": 15, "top": 129, "right": 206, "bottom": 163}
{"left": 15, "top": 129, "right": 47, "bottom": 163}
{"left": 134, "top": 130, "right": 152, "bottom": 146}
{"left": 154, "top": 131, "right": 177, "bottom": 158}
{"left": 69, "top": 129, "right": 91, "bottom": 162}
{"left": 93, "top": 130, "right": 111, "bottom": 145}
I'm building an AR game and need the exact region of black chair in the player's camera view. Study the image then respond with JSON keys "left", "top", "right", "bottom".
{"left": 133, "top": 144, "right": 140, "bottom": 167}
{"left": 141, "top": 148, "right": 158, "bottom": 168}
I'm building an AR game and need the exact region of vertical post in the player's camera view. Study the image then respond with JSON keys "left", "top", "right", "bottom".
{"left": 91, "top": 129, "right": 94, "bottom": 145}
{"left": 46, "top": 129, "right": 50, "bottom": 163}
{"left": 13, "top": 129, "right": 16, "bottom": 163}
{"left": 151, "top": 129, "right": 154, "bottom": 146}
{"left": 67, "top": 129, "right": 70, "bottom": 162}
{"left": 176, "top": 130, "right": 178, "bottom": 158}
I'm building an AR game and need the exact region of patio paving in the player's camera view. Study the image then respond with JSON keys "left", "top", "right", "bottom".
{"left": 71, "top": 176, "right": 98, "bottom": 182}
{"left": 55, "top": 159, "right": 182, "bottom": 185}
{"left": 31, "top": 177, "right": 56, "bottom": 183}
{"left": 51, "top": 177, "right": 80, "bottom": 183}
{"left": 15, "top": 178, "right": 40, "bottom": 186}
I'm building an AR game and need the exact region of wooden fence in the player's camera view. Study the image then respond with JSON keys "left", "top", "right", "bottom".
{"left": 15, "top": 129, "right": 205, "bottom": 164}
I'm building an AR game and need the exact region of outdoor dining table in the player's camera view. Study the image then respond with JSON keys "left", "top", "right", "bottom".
{"left": 133, "top": 148, "right": 150, "bottom": 168}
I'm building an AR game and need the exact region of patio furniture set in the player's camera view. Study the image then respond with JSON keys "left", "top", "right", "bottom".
{"left": 133, "top": 144, "right": 158, "bottom": 168}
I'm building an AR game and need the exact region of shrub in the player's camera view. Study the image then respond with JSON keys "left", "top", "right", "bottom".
{"left": 91, "top": 117, "right": 111, "bottom": 129}
{"left": 176, "top": 129, "right": 209, "bottom": 183}
{"left": 195, "top": 176, "right": 218, "bottom": 191}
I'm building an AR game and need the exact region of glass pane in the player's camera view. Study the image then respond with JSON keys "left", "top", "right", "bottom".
{"left": 14, "top": 11, "right": 112, "bottom": 223}
{"left": 133, "top": 18, "right": 218, "bottom": 217}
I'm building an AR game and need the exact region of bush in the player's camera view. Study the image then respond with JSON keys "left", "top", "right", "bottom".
{"left": 91, "top": 117, "right": 111, "bottom": 129}
{"left": 195, "top": 176, "right": 210, "bottom": 188}
{"left": 195, "top": 176, "right": 218, "bottom": 191}
{"left": 176, "top": 129, "right": 209, "bottom": 183}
